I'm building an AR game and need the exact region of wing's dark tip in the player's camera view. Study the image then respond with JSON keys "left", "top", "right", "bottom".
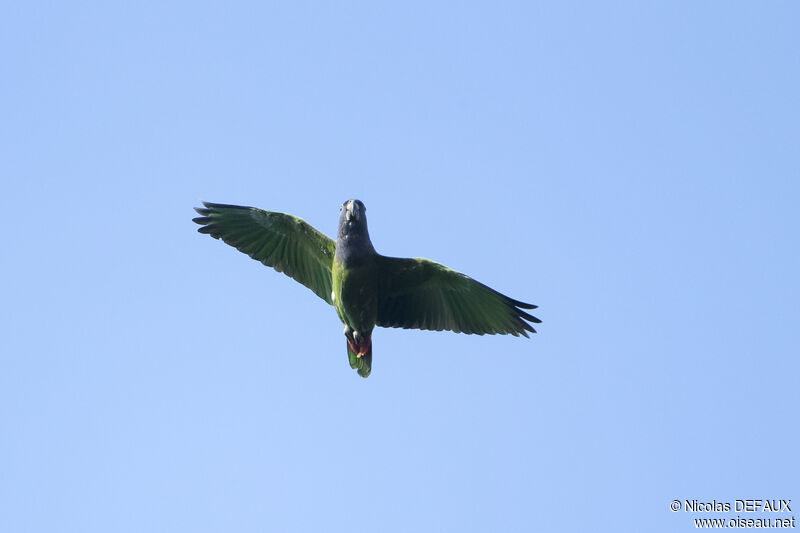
{"left": 497, "top": 291, "right": 540, "bottom": 333}
{"left": 520, "top": 313, "right": 541, "bottom": 333}
{"left": 202, "top": 201, "right": 256, "bottom": 211}
{"left": 193, "top": 203, "right": 218, "bottom": 233}
{"left": 517, "top": 320, "right": 535, "bottom": 335}
{"left": 194, "top": 202, "right": 237, "bottom": 233}
{"left": 516, "top": 308, "right": 542, "bottom": 324}
{"left": 511, "top": 299, "right": 537, "bottom": 310}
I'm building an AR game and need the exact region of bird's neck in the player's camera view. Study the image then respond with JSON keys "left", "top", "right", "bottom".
{"left": 335, "top": 228, "right": 376, "bottom": 266}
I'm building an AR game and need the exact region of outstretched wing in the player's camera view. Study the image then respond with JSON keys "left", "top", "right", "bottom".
{"left": 193, "top": 202, "right": 336, "bottom": 304}
{"left": 375, "top": 256, "right": 540, "bottom": 336}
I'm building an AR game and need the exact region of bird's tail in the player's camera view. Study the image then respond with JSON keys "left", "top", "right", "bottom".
{"left": 347, "top": 339, "right": 372, "bottom": 378}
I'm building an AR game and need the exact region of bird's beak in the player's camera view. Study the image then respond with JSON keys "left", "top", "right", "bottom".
{"left": 345, "top": 201, "right": 359, "bottom": 222}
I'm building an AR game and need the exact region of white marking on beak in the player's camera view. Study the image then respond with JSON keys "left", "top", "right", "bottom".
{"left": 345, "top": 200, "right": 357, "bottom": 221}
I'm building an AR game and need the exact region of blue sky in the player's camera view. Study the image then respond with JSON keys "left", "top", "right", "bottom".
{"left": 1, "top": 2, "right": 798, "bottom": 532}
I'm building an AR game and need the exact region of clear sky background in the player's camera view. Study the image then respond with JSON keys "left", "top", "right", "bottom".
{"left": 1, "top": 2, "right": 798, "bottom": 532}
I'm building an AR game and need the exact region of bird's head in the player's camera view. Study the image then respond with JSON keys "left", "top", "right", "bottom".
{"left": 341, "top": 199, "right": 365, "bottom": 222}
{"left": 339, "top": 199, "right": 367, "bottom": 229}
{"left": 337, "top": 199, "right": 373, "bottom": 253}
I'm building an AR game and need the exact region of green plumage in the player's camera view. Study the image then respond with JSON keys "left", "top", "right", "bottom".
{"left": 332, "top": 258, "right": 377, "bottom": 377}
{"left": 193, "top": 200, "right": 540, "bottom": 378}
{"left": 193, "top": 203, "right": 335, "bottom": 303}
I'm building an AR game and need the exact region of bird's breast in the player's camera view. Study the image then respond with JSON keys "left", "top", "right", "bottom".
{"left": 332, "top": 259, "right": 378, "bottom": 332}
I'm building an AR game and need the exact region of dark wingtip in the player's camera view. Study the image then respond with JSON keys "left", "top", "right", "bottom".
{"left": 201, "top": 201, "right": 255, "bottom": 211}
{"left": 512, "top": 299, "right": 537, "bottom": 310}
{"left": 520, "top": 319, "right": 535, "bottom": 335}
{"left": 514, "top": 306, "right": 540, "bottom": 337}
{"left": 517, "top": 308, "right": 542, "bottom": 324}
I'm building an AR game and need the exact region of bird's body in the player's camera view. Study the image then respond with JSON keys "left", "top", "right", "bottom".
{"left": 333, "top": 256, "right": 377, "bottom": 374}
{"left": 333, "top": 259, "right": 377, "bottom": 335}
{"left": 193, "top": 199, "right": 540, "bottom": 377}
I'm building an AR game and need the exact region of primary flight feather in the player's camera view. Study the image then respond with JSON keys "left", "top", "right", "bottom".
{"left": 193, "top": 199, "right": 540, "bottom": 377}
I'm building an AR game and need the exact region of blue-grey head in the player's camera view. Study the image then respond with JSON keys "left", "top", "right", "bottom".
{"left": 336, "top": 199, "right": 375, "bottom": 261}
{"left": 338, "top": 199, "right": 367, "bottom": 235}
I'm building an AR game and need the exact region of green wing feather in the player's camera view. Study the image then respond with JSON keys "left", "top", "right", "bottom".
{"left": 376, "top": 257, "right": 540, "bottom": 336}
{"left": 193, "top": 202, "right": 336, "bottom": 304}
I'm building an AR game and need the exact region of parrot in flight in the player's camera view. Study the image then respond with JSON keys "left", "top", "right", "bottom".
{"left": 193, "top": 199, "right": 540, "bottom": 377}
